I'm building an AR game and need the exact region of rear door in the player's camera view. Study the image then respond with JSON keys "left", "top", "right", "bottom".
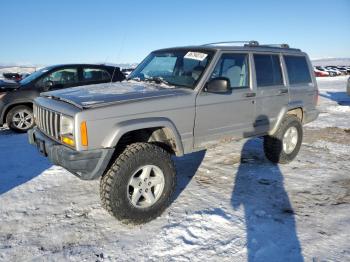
{"left": 81, "top": 66, "right": 112, "bottom": 85}
{"left": 194, "top": 52, "right": 256, "bottom": 148}
{"left": 253, "top": 53, "right": 289, "bottom": 133}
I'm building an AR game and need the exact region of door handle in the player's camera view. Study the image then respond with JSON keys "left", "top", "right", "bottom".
{"left": 244, "top": 92, "right": 256, "bottom": 97}
{"left": 279, "top": 89, "right": 289, "bottom": 94}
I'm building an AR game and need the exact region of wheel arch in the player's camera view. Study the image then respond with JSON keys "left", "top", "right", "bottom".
{"left": 269, "top": 106, "right": 304, "bottom": 135}
{"left": 102, "top": 117, "right": 185, "bottom": 156}
{"left": 1, "top": 102, "right": 33, "bottom": 124}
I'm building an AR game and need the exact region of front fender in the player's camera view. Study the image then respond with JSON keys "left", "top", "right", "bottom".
{"left": 102, "top": 117, "right": 185, "bottom": 156}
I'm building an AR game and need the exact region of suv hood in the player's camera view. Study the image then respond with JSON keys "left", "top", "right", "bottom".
{"left": 41, "top": 81, "right": 190, "bottom": 109}
{"left": 0, "top": 79, "right": 20, "bottom": 91}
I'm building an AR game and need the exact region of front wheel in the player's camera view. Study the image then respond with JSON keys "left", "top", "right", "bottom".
{"left": 6, "top": 105, "right": 34, "bottom": 132}
{"left": 100, "top": 142, "right": 176, "bottom": 224}
{"left": 263, "top": 115, "right": 303, "bottom": 164}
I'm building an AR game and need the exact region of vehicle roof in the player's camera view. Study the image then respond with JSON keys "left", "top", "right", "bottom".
{"left": 45, "top": 64, "right": 119, "bottom": 70}
{"left": 155, "top": 43, "right": 304, "bottom": 55}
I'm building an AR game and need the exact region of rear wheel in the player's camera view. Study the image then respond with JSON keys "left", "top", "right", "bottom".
{"left": 6, "top": 105, "right": 34, "bottom": 132}
{"left": 263, "top": 115, "right": 303, "bottom": 164}
{"left": 100, "top": 142, "right": 176, "bottom": 224}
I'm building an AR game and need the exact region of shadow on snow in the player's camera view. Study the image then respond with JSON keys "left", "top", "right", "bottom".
{"left": 0, "top": 129, "right": 51, "bottom": 195}
{"left": 320, "top": 91, "right": 350, "bottom": 106}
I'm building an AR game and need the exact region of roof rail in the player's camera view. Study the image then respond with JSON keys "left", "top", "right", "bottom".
{"left": 201, "top": 41, "right": 301, "bottom": 51}
{"left": 259, "top": 44, "right": 290, "bottom": 48}
{"left": 202, "top": 40, "right": 259, "bottom": 46}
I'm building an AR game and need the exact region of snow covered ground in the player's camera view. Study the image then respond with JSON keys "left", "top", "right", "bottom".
{"left": 0, "top": 76, "right": 349, "bottom": 261}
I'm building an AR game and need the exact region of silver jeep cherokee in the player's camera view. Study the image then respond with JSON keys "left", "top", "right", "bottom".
{"left": 28, "top": 41, "right": 319, "bottom": 224}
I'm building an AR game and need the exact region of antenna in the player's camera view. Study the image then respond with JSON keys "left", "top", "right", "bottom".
{"left": 110, "top": 31, "right": 127, "bottom": 86}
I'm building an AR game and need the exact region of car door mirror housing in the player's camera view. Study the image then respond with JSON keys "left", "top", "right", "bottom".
{"left": 205, "top": 77, "right": 231, "bottom": 93}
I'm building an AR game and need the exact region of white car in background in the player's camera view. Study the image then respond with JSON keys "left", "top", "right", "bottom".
{"left": 325, "top": 66, "right": 343, "bottom": 76}
{"left": 316, "top": 66, "right": 337, "bottom": 76}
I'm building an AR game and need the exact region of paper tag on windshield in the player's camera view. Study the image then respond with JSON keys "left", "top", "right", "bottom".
{"left": 184, "top": 52, "right": 208, "bottom": 61}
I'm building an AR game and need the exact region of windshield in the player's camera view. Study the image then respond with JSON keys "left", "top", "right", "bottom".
{"left": 128, "top": 49, "right": 213, "bottom": 89}
{"left": 20, "top": 67, "right": 51, "bottom": 85}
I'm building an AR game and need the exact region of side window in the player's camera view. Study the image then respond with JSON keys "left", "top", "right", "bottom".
{"left": 210, "top": 53, "right": 249, "bottom": 89}
{"left": 284, "top": 55, "right": 312, "bottom": 85}
{"left": 83, "top": 68, "right": 111, "bottom": 82}
{"left": 40, "top": 68, "right": 78, "bottom": 89}
{"left": 254, "top": 54, "right": 283, "bottom": 87}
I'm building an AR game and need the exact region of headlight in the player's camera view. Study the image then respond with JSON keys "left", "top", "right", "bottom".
{"left": 60, "top": 115, "right": 75, "bottom": 147}
{"left": 60, "top": 115, "right": 74, "bottom": 135}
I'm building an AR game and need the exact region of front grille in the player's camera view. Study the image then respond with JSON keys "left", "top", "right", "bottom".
{"left": 34, "top": 104, "right": 61, "bottom": 140}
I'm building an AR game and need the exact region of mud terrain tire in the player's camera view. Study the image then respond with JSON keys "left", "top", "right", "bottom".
{"left": 100, "top": 142, "right": 176, "bottom": 224}
{"left": 264, "top": 115, "right": 303, "bottom": 164}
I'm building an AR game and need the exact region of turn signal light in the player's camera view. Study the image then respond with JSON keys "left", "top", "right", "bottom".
{"left": 61, "top": 136, "right": 75, "bottom": 147}
{"left": 80, "top": 121, "right": 88, "bottom": 146}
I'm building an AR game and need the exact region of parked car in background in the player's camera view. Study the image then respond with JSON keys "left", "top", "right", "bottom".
{"left": 3, "top": 72, "right": 30, "bottom": 81}
{"left": 0, "top": 64, "right": 125, "bottom": 132}
{"left": 335, "top": 66, "right": 350, "bottom": 75}
{"left": 316, "top": 66, "right": 337, "bottom": 76}
{"left": 314, "top": 68, "right": 329, "bottom": 77}
{"left": 325, "top": 66, "right": 344, "bottom": 75}
{"left": 121, "top": 68, "right": 135, "bottom": 77}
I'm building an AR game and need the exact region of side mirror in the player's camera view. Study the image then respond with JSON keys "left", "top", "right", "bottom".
{"left": 205, "top": 77, "right": 231, "bottom": 93}
{"left": 42, "top": 80, "right": 53, "bottom": 91}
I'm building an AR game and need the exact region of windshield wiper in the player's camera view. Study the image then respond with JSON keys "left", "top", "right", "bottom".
{"left": 143, "top": 77, "right": 171, "bottom": 86}
{"left": 126, "top": 77, "right": 141, "bottom": 82}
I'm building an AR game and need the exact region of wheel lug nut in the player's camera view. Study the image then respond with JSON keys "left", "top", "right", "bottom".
{"left": 139, "top": 189, "right": 142, "bottom": 193}
{"left": 148, "top": 182, "right": 151, "bottom": 186}
{"left": 145, "top": 188, "right": 148, "bottom": 193}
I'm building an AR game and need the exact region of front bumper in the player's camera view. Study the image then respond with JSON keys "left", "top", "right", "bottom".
{"left": 28, "top": 127, "right": 114, "bottom": 180}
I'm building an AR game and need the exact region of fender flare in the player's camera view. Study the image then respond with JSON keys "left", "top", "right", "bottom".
{"left": 102, "top": 117, "right": 185, "bottom": 156}
{"left": 268, "top": 102, "right": 304, "bottom": 135}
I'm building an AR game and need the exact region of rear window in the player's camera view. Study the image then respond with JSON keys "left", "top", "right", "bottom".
{"left": 284, "top": 55, "right": 312, "bottom": 85}
{"left": 254, "top": 54, "right": 283, "bottom": 87}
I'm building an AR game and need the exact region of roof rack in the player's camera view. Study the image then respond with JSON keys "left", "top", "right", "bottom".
{"left": 259, "top": 44, "right": 290, "bottom": 48}
{"left": 202, "top": 41, "right": 300, "bottom": 51}
{"left": 202, "top": 40, "right": 259, "bottom": 46}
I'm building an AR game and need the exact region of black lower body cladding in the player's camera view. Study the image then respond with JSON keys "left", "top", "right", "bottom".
{"left": 28, "top": 127, "right": 114, "bottom": 180}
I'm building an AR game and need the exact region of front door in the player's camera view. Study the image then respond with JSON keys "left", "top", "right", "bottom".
{"left": 194, "top": 52, "right": 256, "bottom": 148}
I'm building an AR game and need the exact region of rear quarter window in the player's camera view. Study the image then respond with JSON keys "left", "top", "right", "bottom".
{"left": 284, "top": 55, "right": 312, "bottom": 85}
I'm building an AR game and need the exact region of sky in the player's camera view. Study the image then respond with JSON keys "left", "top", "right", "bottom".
{"left": 0, "top": 0, "right": 349, "bottom": 66}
